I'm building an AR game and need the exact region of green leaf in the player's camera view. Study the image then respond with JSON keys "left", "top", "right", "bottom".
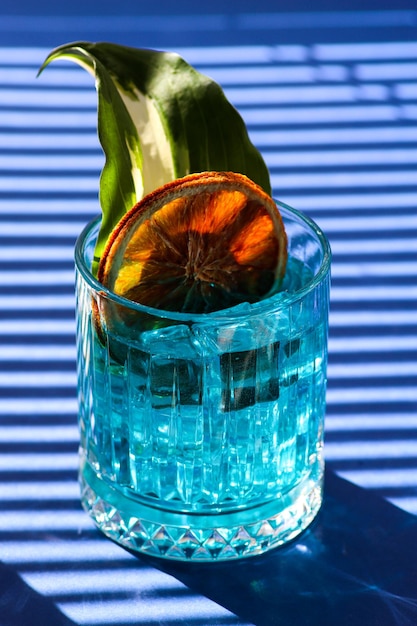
{"left": 38, "top": 41, "right": 271, "bottom": 270}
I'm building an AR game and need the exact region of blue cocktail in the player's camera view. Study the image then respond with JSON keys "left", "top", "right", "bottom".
{"left": 75, "top": 201, "right": 331, "bottom": 561}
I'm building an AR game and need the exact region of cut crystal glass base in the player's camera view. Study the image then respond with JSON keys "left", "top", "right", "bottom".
{"left": 80, "top": 463, "right": 323, "bottom": 562}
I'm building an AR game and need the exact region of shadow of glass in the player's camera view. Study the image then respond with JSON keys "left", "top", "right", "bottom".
{"left": 138, "top": 467, "right": 417, "bottom": 626}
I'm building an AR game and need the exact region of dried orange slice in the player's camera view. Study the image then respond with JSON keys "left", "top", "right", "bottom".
{"left": 97, "top": 171, "right": 287, "bottom": 314}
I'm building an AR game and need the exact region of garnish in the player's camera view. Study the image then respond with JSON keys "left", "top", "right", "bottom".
{"left": 98, "top": 171, "right": 287, "bottom": 314}
{"left": 38, "top": 42, "right": 272, "bottom": 271}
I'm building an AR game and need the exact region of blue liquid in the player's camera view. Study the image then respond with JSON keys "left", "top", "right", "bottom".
{"left": 77, "top": 255, "right": 329, "bottom": 561}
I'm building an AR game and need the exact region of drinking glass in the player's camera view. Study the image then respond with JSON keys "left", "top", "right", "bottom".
{"left": 74, "top": 201, "right": 331, "bottom": 561}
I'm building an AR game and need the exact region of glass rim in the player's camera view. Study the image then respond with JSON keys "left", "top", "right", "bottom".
{"left": 74, "top": 200, "right": 331, "bottom": 323}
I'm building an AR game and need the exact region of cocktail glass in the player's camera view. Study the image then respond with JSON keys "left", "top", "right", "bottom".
{"left": 74, "top": 201, "right": 331, "bottom": 561}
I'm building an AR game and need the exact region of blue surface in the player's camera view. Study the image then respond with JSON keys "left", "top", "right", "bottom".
{"left": 0, "top": 3, "right": 417, "bottom": 625}
{"left": 146, "top": 468, "right": 417, "bottom": 625}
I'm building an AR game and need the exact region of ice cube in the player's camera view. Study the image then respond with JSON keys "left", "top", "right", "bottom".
{"left": 140, "top": 323, "right": 202, "bottom": 359}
